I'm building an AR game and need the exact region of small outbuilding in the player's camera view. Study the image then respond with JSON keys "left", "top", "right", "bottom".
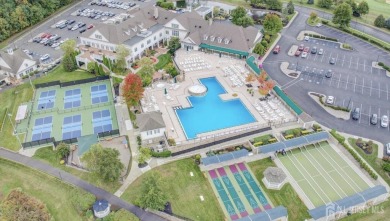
{"left": 136, "top": 111, "right": 166, "bottom": 145}
{"left": 93, "top": 199, "right": 110, "bottom": 218}
{"left": 262, "top": 167, "right": 287, "bottom": 190}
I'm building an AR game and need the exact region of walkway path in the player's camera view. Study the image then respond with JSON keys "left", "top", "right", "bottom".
{"left": 0, "top": 147, "right": 166, "bottom": 221}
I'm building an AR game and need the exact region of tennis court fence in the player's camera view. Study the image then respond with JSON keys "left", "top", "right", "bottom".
{"left": 98, "top": 129, "right": 120, "bottom": 139}
{"left": 22, "top": 137, "right": 55, "bottom": 149}
{"left": 35, "top": 76, "right": 110, "bottom": 89}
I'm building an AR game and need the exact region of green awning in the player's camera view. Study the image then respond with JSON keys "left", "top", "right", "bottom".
{"left": 199, "top": 43, "right": 249, "bottom": 57}
{"left": 246, "top": 56, "right": 261, "bottom": 75}
{"left": 273, "top": 86, "right": 303, "bottom": 115}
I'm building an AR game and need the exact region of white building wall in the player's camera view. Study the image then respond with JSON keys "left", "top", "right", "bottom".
{"left": 140, "top": 128, "right": 166, "bottom": 140}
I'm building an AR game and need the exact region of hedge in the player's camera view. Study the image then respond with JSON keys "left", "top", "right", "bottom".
{"left": 319, "top": 95, "right": 350, "bottom": 112}
{"left": 329, "top": 130, "right": 378, "bottom": 180}
{"left": 304, "top": 33, "right": 338, "bottom": 42}
{"left": 151, "top": 150, "right": 172, "bottom": 158}
{"left": 378, "top": 62, "right": 390, "bottom": 72}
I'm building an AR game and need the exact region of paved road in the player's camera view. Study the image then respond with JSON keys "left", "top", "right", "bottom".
{"left": 295, "top": 5, "right": 390, "bottom": 44}
{"left": 0, "top": 148, "right": 167, "bottom": 221}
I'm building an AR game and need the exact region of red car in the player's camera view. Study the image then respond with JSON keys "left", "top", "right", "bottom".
{"left": 303, "top": 47, "right": 310, "bottom": 53}
{"left": 87, "top": 24, "right": 94, "bottom": 29}
{"left": 295, "top": 50, "right": 301, "bottom": 56}
{"left": 298, "top": 44, "right": 304, "bottom": 51}
{"left": 44, "top": 34, "right": 52, "bottom": 39}
{"left": 273, "top": 45, "right": 280, "bottom": 54}
{"left": 40, "top": 33, "right": 49, "bottom": 38}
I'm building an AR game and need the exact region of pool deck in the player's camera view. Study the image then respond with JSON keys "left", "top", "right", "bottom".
{"left": 142, "top": 50, "right": 296, "bottom": 144}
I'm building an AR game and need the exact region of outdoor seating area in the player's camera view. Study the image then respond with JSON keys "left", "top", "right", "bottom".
{"left": 179, "top": 56, "right": 211, "bottom": 72}
{"left": 254, "top": 97, "right": 296, "bottom": 123}
{"left": 222, "top": 65, "right": 250, "bottom": 87}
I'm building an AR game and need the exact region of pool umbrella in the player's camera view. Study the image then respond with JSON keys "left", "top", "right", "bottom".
{"left": 164, "top": 88, "right": 167, "bottom": 95}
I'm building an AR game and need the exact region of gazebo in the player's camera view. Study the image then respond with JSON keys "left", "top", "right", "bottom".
{"left": 93, "top": 199, "right": 110, "bottom": 218}
{"left": 262, "top": 167, "right": 287, "bottom": 190}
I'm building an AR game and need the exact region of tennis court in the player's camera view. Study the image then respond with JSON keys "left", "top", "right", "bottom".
{"left": 279, "top": 141, "right": 371, "bottom": 207}
{"left": 207, "top": 163, "right": 273, "bottom": 220}
{"left": 19, "top": 79, "right": 118, "bottom": 143}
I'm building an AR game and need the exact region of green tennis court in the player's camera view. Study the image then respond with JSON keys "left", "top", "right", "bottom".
{"left": 279, "top": 141, "right": 370, "bottom": 207}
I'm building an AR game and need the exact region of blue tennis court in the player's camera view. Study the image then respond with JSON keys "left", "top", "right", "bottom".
{"left": 64, "top": 88, "right": 81, "bottom": 109}
{"left": 62, "top": 114, "right": 82, "bottom": 140}
{"left": 37, "top": 90, "right": 56, "bottom": 110}
{"left": 92, "top": 109, "right": 112, "bottom": 134}
{"left": 91, "top": 84, "right": 108, "bottom": 104}
{"left": 31, "top": 116, "right": 53, "bottom": 141}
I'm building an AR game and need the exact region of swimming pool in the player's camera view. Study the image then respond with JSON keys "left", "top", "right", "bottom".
{"left": 176, "top": 77, "right": 256, "bottom": 139}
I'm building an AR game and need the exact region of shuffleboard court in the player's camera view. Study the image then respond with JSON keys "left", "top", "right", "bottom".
{"left": 279, "top": 141, "right": 371, "bottom": 207}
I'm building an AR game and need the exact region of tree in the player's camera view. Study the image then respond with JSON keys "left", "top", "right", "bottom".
{"left": 137, "top": 57, "right": 155, "bottom": 86}
{"left": 60, "top": 39, "right": 76, "bottom": 55}
{"left": 1, "top": 189, "right": 51, "bottom": 221}
{"left": 231, "top": 6, "right": 247, "bottom": 24}
{"left": 137, "top": 172, "right": 167, "bottom": 210}
{"left": 87, "top": 62, "right": 97, "bottom": 74}
{"left": 357, "top": 1, "right": 369, "bottom": 16}
{"left": 345, "top": 0, "right": 358, "bottom": 12}
{"left": 60, "top": 39, "right": 78, "bottom": 72}
{"left": 318, "top": 0, "right": 333, "bottom": 9}
{"left": 374, "top": 15, "right": 386, "bottom": 28}
{"left": 137, "top": 147, "right": 151, "bottom": 165}
{"left": 115, "top": 44, "right": 130, "bottom": 72}
{"left": 168, "top": 37, "right": 181, "bottom": 54}
{"left": 309, "top": 12, "right": 318, "bottom": 21}
{"left": 264, "top": 0, "right": 282, "bottom": 10}
{"left": 122, "top": 74, "right": 144, "bottom": 107}
{"left": 56, "top": 142, "right": 70, "bottom": 159}
{"left": 98, "top": 64, "right": 106, "bottom": 76}
{"left": 307, "top": 0, "right": 314, "bottom": 4}
{"left": 263, "top": 14, "right": 283, "bottom": 35}
{"left": 333, "top": 3, "right": 353, "bottom": 28}
{"left": 62, "top": 53, "right": 77, "bottom": 72}
{"left": 69, "top": 188, "right": 96, "bottom": 214}
{"left": 236, "top": 16, "right": 254, "bottom": 28}
{"left": 164, "top": 63, "right": 179, "bottom": 77}
{"left": 286, "top": 1, "right": 295, "bottom": 14}
{"left": 81, "top": 144, "right": 124, "bottom": 182}
{"left": 253, "top": 43, "right": 266, "bottom": 56}
{"left": 385, "top": 18, "right": 390, "bottom": 29}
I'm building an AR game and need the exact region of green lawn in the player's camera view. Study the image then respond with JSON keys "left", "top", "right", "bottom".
{"left": 248, "top": 158, "right": 311, "bottom": 221}
{"left": 33, "top": 146, "right": 121, "bottom": 193}
{"left": 121, "top": 158, "right": 224, "bottom": 221}
{"left": 0, "top": 66, "right": 94, "bottom": 151}
{"left": 347, "top": 138, "right": 390, "bottom": 185}
{"left": 154, "top": 54, "right": 172, "bottom": 70}
{"left": 253, "top": 134, "right": 273, "bottom": 143}
{"left": 340, "top": 198, "right": 390, "bottom": 221}
{"left": 0, "top": 157, "right": 83, "bottom": 220}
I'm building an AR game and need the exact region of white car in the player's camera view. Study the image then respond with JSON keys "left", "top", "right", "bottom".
{"left": 381, "top": 115, "right": 389, "bottom": 128}
{"left": 304, "top": 36, "right": 310, "bottom": 41}
{"left": 49, "top": 34, "right": 58, "bottom": 40}
{"left": 51, "top": 42, "right": 60, "bottom": 48}
{"left": 40, "top": 54, "right": 50, "bottom": 61}
{"left": 301, "top": 52, "right": 308, "bottom": 58}
{"left": 386, "top": 143, "right": 390, "bottom": 155}
{"left": 326, "top": 96, "right": 334, "bottom": 104}
{"left": 318, "top": 48, "right": 324, "bottom": 55}
{"left": 316, "top": 23, "right": 323, "bottom": 27}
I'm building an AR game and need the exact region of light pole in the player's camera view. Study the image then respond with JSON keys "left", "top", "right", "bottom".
{"left": 8, "top": 113, "right": 23, "bottom": 149}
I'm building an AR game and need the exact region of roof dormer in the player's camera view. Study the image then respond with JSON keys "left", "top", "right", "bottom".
{"left": 217, "top": 37, "right": 222, "bottom": 43}
{"left": 203, "top": 34, "right": 208, "bottom": 40}
{"left": 210, "top": 36, "right": 215, "bottom": 42}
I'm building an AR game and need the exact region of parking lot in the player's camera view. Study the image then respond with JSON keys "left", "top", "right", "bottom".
{"left": 11, "top": 0, "right": 149, "bottom": 65}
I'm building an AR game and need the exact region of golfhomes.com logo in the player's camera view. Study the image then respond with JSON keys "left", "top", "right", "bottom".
{"left": 325, "top": 202, "right": 384, "bottom": 220}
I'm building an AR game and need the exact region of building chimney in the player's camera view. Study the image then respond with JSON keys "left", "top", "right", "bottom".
{"left": 7, "top": 48, "right": 13, "bottom": 55}
{"left": 209, "top": 18, "right": 213, "bottom": 26}
{"left": 154, "top": 7, "right": 158, "bottom": 19}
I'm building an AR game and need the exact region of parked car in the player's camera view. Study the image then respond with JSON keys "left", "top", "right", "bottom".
{"left": 318, "top": 48, "right": 324, "bottom": 55}
{"left": 370, "top": 114, "right": 378, "bottom": 125}
{"left": 51, "top": 42, "right": 60, "bottom": 48}
{"left": 273, "top": 45, "right": 280, "bottom": 54}
{"left": 298, "top": 44, "right": 304, "bottom": 51}
{"left": 301, "top": 52, "right": 308, "bottom": 58}
{"left": 326, "top": 96, "right": 334, "bottom": 104}
{"left": 311, "top": 47, "right": 317, "bottom": 54}
{"left": 58, "top": 23, "right": 67, "bottom": 29}
{"left": 33, "top": 37, "right": 42, "bottom": 43}
{"left": 316, "top": 23, "right": 322, "bottom": 27}
{"left": 71, "top": 25, "right": 79, "bottom": 31}
{"left": 304, "top": 36, "right": 310, "bottom": 41}
{"left": 79, "top": 28, "right": 87, "bottom": 33}
{"left": 40, "top": 54, "right": 50, "bottom": 61}
{"left": 325, "top": 70, "right": 332, "bottom": 78}
{"left": 87, "top": 24, "right": 94, "bottom": 29}
{"left": 49, "top": 34, "right": 58, "bottom": 40}
{"left": 386, "top": 143, "right": 390, "bottom": 155}
{"left": 78, "top": 22, "right": 86, "bottom": 28}
{"left": 67, "top": 20, "right": 76, "bottom": 25}
{"left": 381, "top": 115, "right": 389, "bottom": 128}
{"left": 295, "top": 50, "right": 301, "bottom": 57}
{"left": 303, "top": 47, "right": 310, "bottom": 53}
{"left": 329, "top": 58, "right": 336, "bottom": 65}
{"left": 352, "top": 108, "right": 360, "bottom": 120}
{"left": 40, "top": 38, "right": 49, "bottom": 44}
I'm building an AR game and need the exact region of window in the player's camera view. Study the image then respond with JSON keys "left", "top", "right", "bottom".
{"left": 172, "top": 30, "right": 179, "bottom": 37}
{"left": 82, "top": 40, "right": 86, "bottom": 45}
{"left": 204, "top": 35, "right": 208, "bottom": 40}
{"left": 171, "top": 23, "right": 179, "bottom": 29}
{"left": 154, "top": 129, "right": 160, "bottom": 134}
{"left": 134, "top": 47, "right": 138, "bottom": 52}
{"left": 95, "top": 34, "right": 102, "bottom": 40}
{"left": 217, "top": 37, "right": 222, "bottom": 43}
{"left": 165, "top": 30, "right": 169, "bottom": 35}
{"left": 147, "top": 130, "right": 153, "bottom": 135}
{"left": 147, "top": 39, "right": 151, "bottom": 44}
{"left": 160, "top": 33, "right": 162, "bottom": 37}
{"left": 141, "top": 43, "right": 144, "bottom": 48}
{"left": 154, "top": 36, "right": 156, "bottom": 40}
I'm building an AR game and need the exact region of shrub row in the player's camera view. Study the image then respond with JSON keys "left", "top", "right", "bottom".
{"left": 319, "top": 95, "right": 350, "bottom": 112}
{"left": 304, "top": 33, "right": 338, "bottom": 42}
{"left": 378, "top": 62, "right": 390, "bottom": 72}
{"left": 151, "top": 150, "right": 172, "bottom": 158}
{"left": 330, "top": 130, "right": 378, "bottom": 180}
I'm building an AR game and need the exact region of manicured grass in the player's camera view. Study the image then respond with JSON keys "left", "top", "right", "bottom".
{"left": 347, "top": 138, "right": 390, "bottom": 185}
{"left": 340, "top": 198, "right": 390, "bottom": 220}
{"left": 215, "top": 0, "right": 250, "bottom": 7}
{"left": 33, "top": 146, "right": 121, "bottom": 193}
{"left": 0, "top": 67, "right": 94, "bottom": 151}
{"left": 253, "top": 134, "right": 273, "bottom": 143}
{"left": 121, "top": 158, "right": 224, "bottom": 221}
{"left": 307, "top": 17, "right": 320, "bottom": 26}
{"left": 154, "top": 54, "right": 172, "bottom": 70}
{"left": 0, "top": 157, "right": 83, "bottom": 220}
{"left": 248, "top": 158, "right": 311, "bottom": 221}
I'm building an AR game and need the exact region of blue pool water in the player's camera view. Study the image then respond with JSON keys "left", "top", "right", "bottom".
{"left": 176, "top": 77, "right": 256, "bottom": 139}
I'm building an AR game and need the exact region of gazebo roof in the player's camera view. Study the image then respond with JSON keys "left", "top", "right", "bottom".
{"left": 93, "top": 199, "right": 109, "bottom": 212}
{"left": 264, "top": 167, "right": 286, "bottom": 184}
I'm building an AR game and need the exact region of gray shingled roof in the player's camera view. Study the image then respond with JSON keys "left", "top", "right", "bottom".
{"left": 136, "top": 111, "right": 165, "bottom": 132}
{"left": 0, "top": 49, "right": 34, "bottom": 73}
{"left": 264, "top": 167, "right": 287, "bottom": 184}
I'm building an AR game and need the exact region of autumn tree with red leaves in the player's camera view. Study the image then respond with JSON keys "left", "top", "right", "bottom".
{"left": 122, "top": 73, "right": 144, "bottom": 107}
{"left": 257, "top": 70, "right": 275, "bottom": 95}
